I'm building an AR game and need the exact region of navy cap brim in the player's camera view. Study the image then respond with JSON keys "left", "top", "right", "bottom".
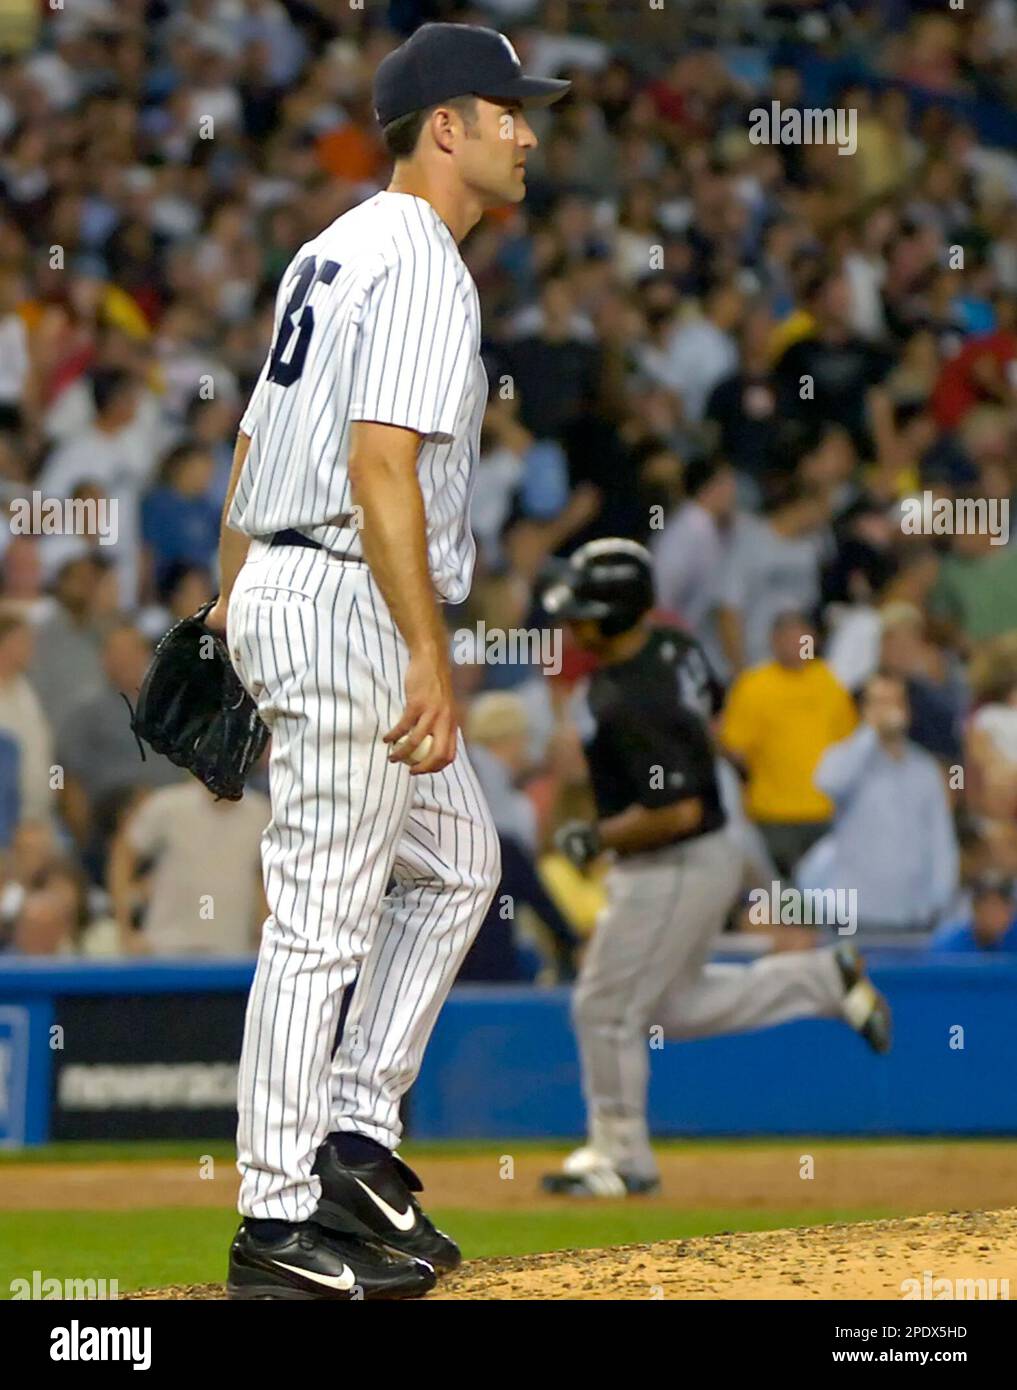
{"left": 476, "top": 75, "right": 571, "bottom": 108}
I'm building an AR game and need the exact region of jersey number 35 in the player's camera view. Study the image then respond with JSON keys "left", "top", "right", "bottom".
{"left": 267, "top": 256, "right": 341, "bottom": 388}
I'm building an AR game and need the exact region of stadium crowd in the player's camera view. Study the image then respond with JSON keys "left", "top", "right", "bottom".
{"left": 0, "top": 0, "right": 1015, "bottom": 969}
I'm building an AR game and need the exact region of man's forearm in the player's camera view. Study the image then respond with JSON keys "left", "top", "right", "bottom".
{"left": 598, "top": 797, "right": 704, "bottom": 855}
{"left": 216, "top": 432, "right": 253, "bottom": 606}
{"left": 351, "top": 455, "right": 446, "bottom": 659}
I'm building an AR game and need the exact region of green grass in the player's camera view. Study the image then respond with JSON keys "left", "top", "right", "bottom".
{"left": 4, "top": 1133, "right": 1013, "bottom": 1167}
{"left": 0, "top": 1204, "right": 895, "bottom": 1296}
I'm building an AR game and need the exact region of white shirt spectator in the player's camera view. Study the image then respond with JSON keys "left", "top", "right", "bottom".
{"left": 652, "top": 500, "right": 729, "bottom": 634}
{"left": 526, "top": 30, "right": 609, "bottom": 77}
{"left": 718, "top": 513, "right": 825, "bottom": 667}
{"left": 0, "top": 313, "right": 29, "bottom": 411}
{"left": 825, "top": 604, "right": 882, "bottom": 693}
{"left": 127, "top": 782, "right": 270, "bottom": 956}
{"left": 971, "top": 702, "right": 1017, "bottom": 762}
{"left": 0, "top": 674, "right": 54, "bottom": 822}
{"left": 639, "top": 314, "right": 738, "bottom": 423}
{"left": 38, "top": 424, "right": 155, "bottom": 606}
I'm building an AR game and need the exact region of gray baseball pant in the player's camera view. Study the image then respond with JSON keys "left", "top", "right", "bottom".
{"left": 572, "top": 827, "right": 845, "bottom": 1179}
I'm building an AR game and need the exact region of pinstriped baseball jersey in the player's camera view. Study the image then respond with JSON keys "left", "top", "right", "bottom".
{"left": 227, "top": 187, "right": 501, "bottom": 1224}
{"left": 230, "top": 190, "right": 486, "bottom": 603}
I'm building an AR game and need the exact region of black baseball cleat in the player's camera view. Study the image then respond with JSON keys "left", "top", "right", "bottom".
{"left": 313, "top": 1133, "right": 462, "bottom": 1274}
{"left": 227, "top": 1220, "right": 436, "bottom": 1300}
{"left": 834, "top": 942, "right": 892, "bottom": 1055}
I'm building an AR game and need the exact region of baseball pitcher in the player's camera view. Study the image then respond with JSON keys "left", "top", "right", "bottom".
{"left": 206, "top": 24, "right": 569, "bottom": 1298}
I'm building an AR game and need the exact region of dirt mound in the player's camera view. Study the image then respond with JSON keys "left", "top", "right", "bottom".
{"left": 130, "top": 1208, "right": 1017, "bottom": 1301}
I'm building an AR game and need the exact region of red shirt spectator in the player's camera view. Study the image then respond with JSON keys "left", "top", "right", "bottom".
{"left": 931, "top": 328, "right": 1017, "bottom": 430}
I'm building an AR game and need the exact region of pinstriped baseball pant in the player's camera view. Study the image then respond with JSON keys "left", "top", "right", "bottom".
{"left": 228, "top": 541, "right": 500, "bottom": 1221}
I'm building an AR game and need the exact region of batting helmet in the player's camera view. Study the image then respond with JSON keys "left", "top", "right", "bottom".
{"left": 540, "top": 538, "right": 655, "bottom": 637}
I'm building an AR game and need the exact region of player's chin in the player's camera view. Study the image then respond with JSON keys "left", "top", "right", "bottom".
{"left": 503, "top": 169, "right": 528, "bottom": 201}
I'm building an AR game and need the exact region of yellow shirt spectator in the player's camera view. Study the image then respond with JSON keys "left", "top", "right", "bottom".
{"left": 721, "top": 658, "right": 857, "bottom": 823}
{"left": 539, "top": 852, "right": 607, "bottom": 938}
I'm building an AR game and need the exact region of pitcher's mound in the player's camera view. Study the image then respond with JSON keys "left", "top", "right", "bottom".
{"left": 132, "top": 1208, "right": 1015, "bottom": 1301}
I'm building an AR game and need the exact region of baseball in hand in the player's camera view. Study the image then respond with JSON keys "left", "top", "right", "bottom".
{"left": 393, "top": 733, "right": 434, "bottom": 765}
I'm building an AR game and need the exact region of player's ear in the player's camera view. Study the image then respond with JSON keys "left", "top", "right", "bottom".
{"left": 430, "top": 106, "right": 457, "bottom": 155}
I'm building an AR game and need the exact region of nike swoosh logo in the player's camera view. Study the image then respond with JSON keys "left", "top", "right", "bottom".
{"left": 272, "top": 1259, "right": 356, "bottom": 1290}
{"left": 354, "top": 1177, "right": 416, "bottom": 1232}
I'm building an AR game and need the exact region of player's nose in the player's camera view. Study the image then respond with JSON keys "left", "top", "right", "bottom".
{"left": 516, "top": 113, "right": 538, "bottom": 149}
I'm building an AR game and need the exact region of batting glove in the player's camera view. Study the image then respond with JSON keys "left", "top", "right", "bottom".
{"left": 554, "top": 820, "right": 601, "bottom": 870}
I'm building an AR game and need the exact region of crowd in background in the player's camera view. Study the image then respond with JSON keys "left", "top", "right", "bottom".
{"left": 0, "top": 0, "right": 1015, "bottom": 969}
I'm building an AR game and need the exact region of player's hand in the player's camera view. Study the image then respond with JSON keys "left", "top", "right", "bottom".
{"left": 554, "top": 820, "right": 600, "bottom": 871}
{"left": 385, "top": 649, "right": 457, "bottom": 775}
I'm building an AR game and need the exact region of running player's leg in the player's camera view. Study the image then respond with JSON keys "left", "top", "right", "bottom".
{"left": 328, "top": 747, "right": 500, "bottom": 1148}
{"left": 231, "top": 551, "right": 414, "bottom": 1221}
{"left": 571, "top": 828, "right": 740, "bottom": 1180}
{"left": 656, "top": 948, "right": 845, "bottom": 1040}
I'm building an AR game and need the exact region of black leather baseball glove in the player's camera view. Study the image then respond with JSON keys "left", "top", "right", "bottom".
{"left": 127, "top": 602, "right": 268, "bottom": 801}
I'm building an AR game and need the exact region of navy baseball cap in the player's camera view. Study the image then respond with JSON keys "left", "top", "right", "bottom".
{"left": 373, "top": 22, "right": 571, "bottom": 128}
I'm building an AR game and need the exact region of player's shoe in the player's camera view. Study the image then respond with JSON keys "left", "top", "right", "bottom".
{"left": 226, "top": 1220, "right": 436, "bottom": 1300}
{"left": 312, "top": 1135, "right": 462, "bottom": 1274}
{"left": 834, "top": 942, "right": 892, "bottom": 1054}
{"left": 541, "top": 1145, "right": 661, "bottom": 1198}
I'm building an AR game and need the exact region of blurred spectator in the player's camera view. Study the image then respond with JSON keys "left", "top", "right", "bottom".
{"left": 775, "top": 262, "right": 893, "bottom": 451}
{"left": 460, "top": 692, "right": 579, "bottom": 981}
{"left": 141, "top": 442, "right": 219, "bottom": 591}
{"left": 965, "top": 634, "right": 1017, "bottom": 821}
{"left": 824, "top": 545, "right": 940, "bottom": 694}
{"left": 720, "top": 611, "right": 857, "bottom": 877}
{"left": 798, "top": 673, "right": 959, "bottom": 934}
{"left": 704, "top": 305, "right": 780, "bottom": 490}
{"left": 28, "top": 553, "right": 114, "bottom": 732}
{"left": 931, "top": 297, "right": 1017, "bottom": 430}
{"left": 716, "top": 483, "right": 830, "bottom": 673}
{"left": 0, "top": 268, "right": 30, "bottom": 430}
{"left": 640, "top": 282, "right": 742, "bottom": 424}
{"left": 0, "top": 611, "right": 52, "bottom": 823}
{"left": 107, "top": 782, "right": 269, "bottom": 957}
{"left": 651, "top": 453, "right": 736, "bottom": 656}
{"left": 138, "top": 561, "right": 215, "bottom": 642}
{"left": 0, "top": 727, "right": 18, "bottom": 848}
{"left": 0, "top": 820, "right": 89, "bottom": 956}
{"left": 928, "top": 526, "right": 1017, "bottom": 649}
{"left": 467, "top": 692, "right": 538, "bottom": 850}
{"left": 929, "top": 874, "right": 1017, "bottom": 955}
{"left": 501, "top": 277, "right": 599, "bottom": 441}
{"left": 56, "top": 622, "right": 184, "bottom": 863}
{"left": 37, "top": 369, "right": 152, "bottom": 606}
{"left": 878, "top": 602, "right": 965, "bottom": 762}
{"left": 472, "top": 389, "right": 572, "bottom": 571}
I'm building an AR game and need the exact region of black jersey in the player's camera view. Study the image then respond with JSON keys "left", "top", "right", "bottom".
{"left": 572, "top": 626, "right": 727, "bottom": 839}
